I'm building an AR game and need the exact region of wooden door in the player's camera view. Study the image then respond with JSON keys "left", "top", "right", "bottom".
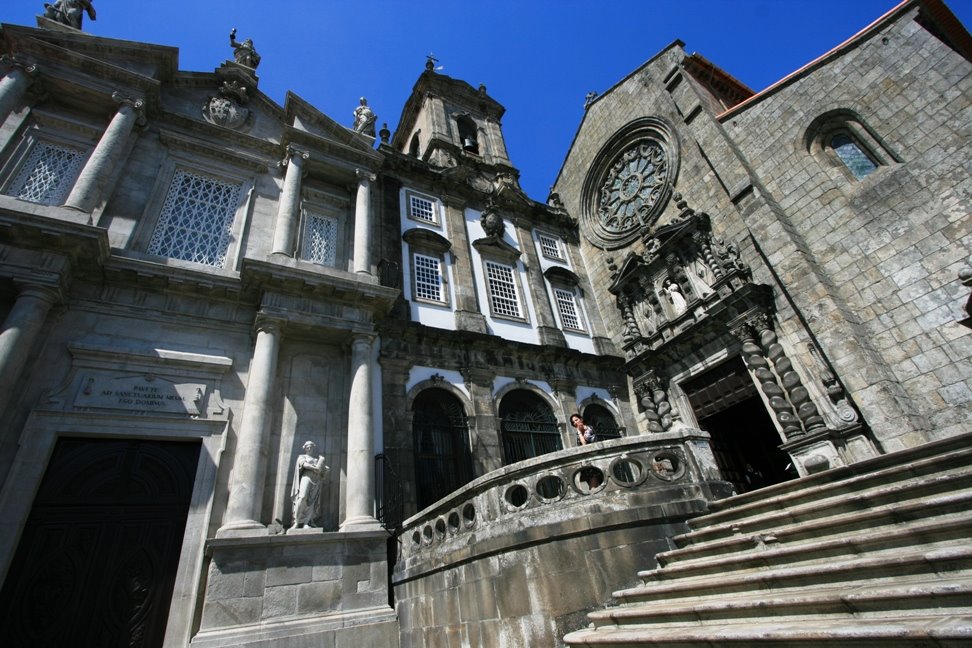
{"left": 0, "top": 437, "right": 199, "bottom": 647}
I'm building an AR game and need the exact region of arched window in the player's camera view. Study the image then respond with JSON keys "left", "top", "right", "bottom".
{"left": 456, "top": 115, "right": 479, "bottom": 154}
{"left": 830, "top": 132, "right": 878, "bottom": 180}
{"left": 583, "top": 403, "right": 623, "bottom": 440}
{"left": 408, "top": 132, "right": 421, "bottom": 157}
{"left": 413, "top": 389, "right": 471, "bottom": 510}
{"left": 499, "top": 390, "right": 561, "bottom": 465}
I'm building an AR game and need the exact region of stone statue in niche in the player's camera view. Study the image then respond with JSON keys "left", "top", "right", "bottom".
{"left": 663, "top": 278, "right": 687, "bottom": 316}
{"left": 291, "top": 441, "right": 329, "bottom": 529}
{"left": 229, "top": 28, "right": 261, "bottom": 69}
{"left": 43, "top": 0, "right": 96, "bottom": 30}
{"left": 353, "top": 97, "right": 377, "bottom": 136}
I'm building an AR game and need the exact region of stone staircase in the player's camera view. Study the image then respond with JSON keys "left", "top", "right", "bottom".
{"left": 563, "top": 433, "right": 972, "bottom": 646}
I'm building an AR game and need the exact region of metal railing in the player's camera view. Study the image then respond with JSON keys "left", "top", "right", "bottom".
{"left": 375, "top": 453, "right": 404, "bottom": 532}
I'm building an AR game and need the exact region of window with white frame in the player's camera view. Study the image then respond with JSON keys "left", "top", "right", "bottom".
{"left": 413, "top": 252, "right": 445, "bottom": 303}
{"left": 407, "top": 191, "right": 438, "bottom": 225}
{"left": 301, "top": 212, "right": 338, "bottom": 266}
{"left": 147, "top": 168, "right": 243, "bottom": 267}
{"left": 4, "top": 141, "right": 86, "bottom": 206}
{"left": 537, "top": 232, "right": 565, "bottom": 261}
{"left": 554, "top": 287, "right": 584, "bottom": 331}
{"left": 485, "top": 260, "right": 523, "bottom": 319}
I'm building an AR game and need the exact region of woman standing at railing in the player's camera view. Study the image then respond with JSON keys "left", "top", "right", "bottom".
{"left": 570, "top": 413, "right": 596, "bottom": 446}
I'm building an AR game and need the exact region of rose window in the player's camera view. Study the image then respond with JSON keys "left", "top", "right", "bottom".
{"left": 597, "top": 142, "right": 667, "bottom": 236}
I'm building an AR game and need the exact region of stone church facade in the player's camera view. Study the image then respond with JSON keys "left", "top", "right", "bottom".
{"left": 0, "top": 0, "right": 968, "bottom": 646}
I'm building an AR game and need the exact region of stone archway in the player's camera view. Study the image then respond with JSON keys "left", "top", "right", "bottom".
{"left": 499, "top": 389, "right": 562, "bottom": 465}
{"left": 413, "top": 388, "right": 473, "bottom": 510}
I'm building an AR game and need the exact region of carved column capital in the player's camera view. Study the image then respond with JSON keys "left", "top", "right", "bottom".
{"left": 282, "top": 145, "right": 310, "bottom": 166}
{"left": 355, "top": 168, "right": 377, "bottom": 183}
{"left": 0, "top": 55, "right": 39, "bottom": 78}
{"left": 111, "top": 91, "right": 147, "bottom": 127}
{"left": 253, "top": 315, "right": 284, "bottom": 336}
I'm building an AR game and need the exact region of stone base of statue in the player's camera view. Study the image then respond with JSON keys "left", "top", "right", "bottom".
{"left": 36, "top": 15, "right": 82, "bottom": 32}
{"left": 192, "top": 530, "right": 396, "bottom": 648}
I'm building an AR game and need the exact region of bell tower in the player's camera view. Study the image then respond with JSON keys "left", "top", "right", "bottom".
{"left": 389, "top": 56, "right": 515, "bottom": 173}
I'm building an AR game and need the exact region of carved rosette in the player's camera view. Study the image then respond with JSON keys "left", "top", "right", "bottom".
{"left": 582, "top": 117, "right": 679, "bottom": 249}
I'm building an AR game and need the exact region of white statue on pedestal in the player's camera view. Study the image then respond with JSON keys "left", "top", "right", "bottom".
{"left": 291, "top": 440, "right": 329, "bottom": 529}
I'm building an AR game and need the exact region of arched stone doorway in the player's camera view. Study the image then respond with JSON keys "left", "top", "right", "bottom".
{"left": 413, "top": 388, "right": 472, "bottom": 510}
{"left": 499, "top": 389, "right": 562, "bottom": 465}
{"left": 582, "top": 402, "right": 623, "bottom": 440}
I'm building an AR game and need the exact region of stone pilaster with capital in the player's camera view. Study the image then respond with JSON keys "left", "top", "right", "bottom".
{"left": 341, "top": 333, "right": 381, "bottom": 531}
{"left": 0, "top": 56, "right": 39, "bottom": 125}
{"left": 64, "top": 92, "right": 145, "bottom": 213}
{"left": 353, "top": 170, "right": 376, "bottom": 276}
{"left": 0, "top": 283, "right": 60, "bottom": 417}
{"left": 271, "top": 146, "right": 310, "bottom": 256}
{"left": 219, "top": 317, "right": 283, "bottom": 535}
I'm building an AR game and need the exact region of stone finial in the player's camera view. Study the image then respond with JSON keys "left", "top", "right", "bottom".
{"left": 425, "top": 53, "right": 439, "bottom": 72}
{"left": 229, "top": 28, "right": 261, "bottom": 69}
{"left": 353, "top": 97, "right": 377, "bottom": 137}
{"left": 584, "top": 91, "right": 598, "bottom": 109}
{"left": 379, "top": 122, "right": 390, "bottom": 144}
{"left": 43, "top": 0, "right": 96, "bottom": 30}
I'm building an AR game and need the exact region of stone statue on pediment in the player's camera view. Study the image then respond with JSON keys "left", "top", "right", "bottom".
{"left": 229, "top": 28, "right": 261, "bottom": 69}
{"left": 353, "top": 97, "right": 377, "bottom": 137}
{"left": 43, "top": 0, "right": 96, "bottom": 30}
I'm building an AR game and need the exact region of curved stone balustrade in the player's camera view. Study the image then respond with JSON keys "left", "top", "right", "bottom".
{"left": 396, "top": 429, "right": 728, "bottom": 573}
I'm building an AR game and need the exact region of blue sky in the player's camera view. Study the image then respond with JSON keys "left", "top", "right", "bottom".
{"left": 4, "top": 0, "right": 971, "bottom": 200}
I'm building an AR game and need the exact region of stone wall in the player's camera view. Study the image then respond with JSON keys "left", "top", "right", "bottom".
{"left": 394, "top": 432, "right": 731, "bottom": 647}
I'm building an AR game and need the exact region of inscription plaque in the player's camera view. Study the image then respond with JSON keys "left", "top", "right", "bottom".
{"left": 74, "top": 374, "right": 206, "bottom": 415}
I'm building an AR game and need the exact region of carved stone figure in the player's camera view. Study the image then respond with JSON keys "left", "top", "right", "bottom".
{"left": 43, "top": 0, "right": 96, "bottom": 30}
{"left": 663, "top": 278, "right": 687, "bottom": 316}
{"left": 291, "top": 441, "right": 329, "bottom": 529}
{"left": 353, "top": 97, "right": 377, "bottom": 137}
{"left": 481, "top": 205, "right": 505, "bottom": 238}
{"left": 229, "top": 28, "right": 261, "bottom": 69}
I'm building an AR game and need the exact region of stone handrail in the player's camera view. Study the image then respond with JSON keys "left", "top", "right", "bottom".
{"left": 396, "top": 428, "right": 726, "bottom": 572}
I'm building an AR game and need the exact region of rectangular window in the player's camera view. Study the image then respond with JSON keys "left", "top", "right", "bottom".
{"left": 5, "top": 141, "right": 85, "bottom": 206}
{"left": 407, "top": 192, "right": 438, "bottom": 224}
{"left": 413, "top": 253, "right": 444, "bottom": 302}
{"left": 485, "top": 260, "right": 522, "bottom": 319}
{"left": 537, "top": 232, "right": 564, "bottom": 261}
{"left": 555, "top": 288, "right": 584, "bottom": 331}
{"left": 302, "top": 213, "right": 338, "bottom": 266}
{"left": 147, "top": 169, "right": 242, "bottom": 267}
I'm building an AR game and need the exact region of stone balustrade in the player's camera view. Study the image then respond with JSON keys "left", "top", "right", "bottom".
{"left": 396, "top": 429, "right": 728, "bottom": 572}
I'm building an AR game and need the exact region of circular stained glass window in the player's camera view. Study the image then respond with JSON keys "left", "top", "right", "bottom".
{"left": 582, "top": 117, "right": 679, "bottom": 249}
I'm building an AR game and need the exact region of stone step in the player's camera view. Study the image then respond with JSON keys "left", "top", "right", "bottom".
{"left": 588, "top": 578, "right": 972, "bottom": 629}
{"left": 701, "top": 432, "right": 972, "bottom": 520}
{"left": 677, "top": 462, "right": 972, "bottom": 549}
{"left": 614, "top": 545, "right": 972, "bottom": 606}
{"left": 657, "top": 489, "right": 972, "bottom": 570}
{"left": 564, "top": 613, "right": 972, "bottom": 646}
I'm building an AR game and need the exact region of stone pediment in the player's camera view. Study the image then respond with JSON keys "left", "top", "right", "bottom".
{"left": 471, "top": 235, "right": 520, "bottom": 263}
{"left": 285, "top": 92, "right": 379, "bottom": 156}
{"left": 402, "top": 227, "right": 452, "bottom": 253}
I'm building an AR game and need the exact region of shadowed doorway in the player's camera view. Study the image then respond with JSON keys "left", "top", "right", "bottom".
{"left": 682, "top": 357, "right": 796, "bottom": 493}
{"left": 0, "top": 437, "right": 200, "bottom": 648}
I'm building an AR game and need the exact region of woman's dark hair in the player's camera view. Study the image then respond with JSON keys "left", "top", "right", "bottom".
{"left": 570, "top": 412, "right": 581, "bottom": 422}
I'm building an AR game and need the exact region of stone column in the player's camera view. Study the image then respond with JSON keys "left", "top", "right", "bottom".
{"left": 64, "top": 92, "right": 145, "bottom": 213}
{"left": 0, "top": 283, "right": 59, "bottom": 416}
{"left": 732, "top": 314, "right": 803, "bottom": 439}
{"left": 352, "top": 170, "right": 376, "bottom": 276}
{"left": 341, "top": 333, "right": 381, "bottom": 530}
{"left": 219, "top": 317, "right": 282, "bottom": 535}
{"left": 754, "top": 316, "right": 827, "bottom": 433}
{"left": 271, "top": 146, "right": 309, "bottom": 256}
{"left": 0, "top": 56, "right": 37, "bottom": 125}
{"left": 635, "top": 369, "right": 673, "bottom": 433}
